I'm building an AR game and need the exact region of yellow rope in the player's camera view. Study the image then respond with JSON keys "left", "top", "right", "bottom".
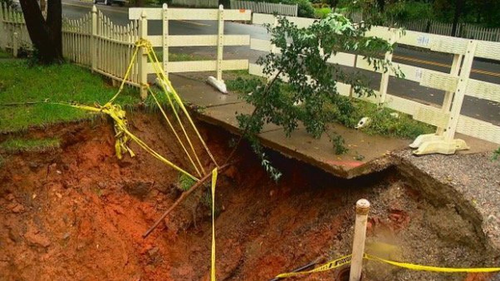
{"left": 211, "top": 168, "right": 218, "bottom": 281}
{"left": 146, "top": 55, "right": 207, "bottom": 175}
{"left": 65, "top": 102, "right": 199, "bottom": 181}
{"left": 106, "top": 43, "right": 141, "bottom": 105}
{"left": 147, "top": 87, "right": 203, "bottom": 178}
{"left": 53, "top": 38, "right": 221, "bottom": 280}
{"left": 102, "top": 38, "right": 210, "bottom": 178}
{"left": 365, "top": 254, "right": 500, "bottom": 273}
{"left": 147, "top": 48, "right": 220, "bottom": 168}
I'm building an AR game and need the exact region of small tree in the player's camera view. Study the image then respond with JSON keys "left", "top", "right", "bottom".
{"left": 19, "top": 0, "right": 63, "bottom": 64}
{"left": 232, "top": 14, "right": 400, "bottom": 179}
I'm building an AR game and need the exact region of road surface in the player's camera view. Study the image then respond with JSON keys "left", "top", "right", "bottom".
{"left": 62, "top": 0, "right": 500, "bottom": 125}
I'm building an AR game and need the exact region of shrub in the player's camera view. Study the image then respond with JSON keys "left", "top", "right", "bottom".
{"left": 291, "top": 0, "right": 316, "bottom": 18}
{"left": 315, "top": 7, "right": 332, "bottom": 19}
{"left": 386, "top": 1, "right": 434, "bottom": 23}
{"left": 254, "top": 0, "right": 316, "bottom": 18}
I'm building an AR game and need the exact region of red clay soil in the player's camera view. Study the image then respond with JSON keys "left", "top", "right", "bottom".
{"left": 0, "top": 112, "right": 493, "bottom": 281}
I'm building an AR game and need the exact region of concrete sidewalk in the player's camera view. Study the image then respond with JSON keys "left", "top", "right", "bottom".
{"left": 170, "top": 73, "right": 498, "bottom": 179}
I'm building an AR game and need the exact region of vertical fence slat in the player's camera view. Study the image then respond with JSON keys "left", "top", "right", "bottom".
{"left": 216, "top": 4, "right": 224, "bottom": 81}
{"left": 138, "top": 11, "right": 148, "bottom": 99}
{"left": 162, "top": 3, "right": 169, "bottom": 79}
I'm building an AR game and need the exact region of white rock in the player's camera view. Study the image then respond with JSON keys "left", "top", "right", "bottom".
{"left": 207, "top": 76, "right": 228, "bottom": 94}
{"left": 390, "top": 112, "right": 400, "bottom": 119}
{"left": 355, "top": 117, "right": 372, "bottom": 129}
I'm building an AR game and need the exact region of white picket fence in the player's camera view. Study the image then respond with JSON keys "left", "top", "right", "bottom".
{"left": 250, "top": 13, "right": 500, "bottom": 152}
{"left": 171, "top": 0, "right": 218, "bottom": 8}
{"left": 128, "top": 5, "right": 251, "bottom": 97}
{"left": 402, "top": 19, "right": 500, "bottom": 42}
{"left": 0, "top": 4, "right": 31, "bottom": 56}
{"left": 230, "top": 0, "right": 297, "bottom": 16}
{"left": 0, "top": 4, "right": 251, "bottom": 97}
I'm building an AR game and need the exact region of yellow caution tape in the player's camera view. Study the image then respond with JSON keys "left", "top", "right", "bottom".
{"left": 365, "top": 254, "right": 500, "bottom": 273}
{"left": 146, "top": 47, "right": 220, "bottom": 168}
{"left": 275, "top": 253, "right": 500, "bottom": 279}
{"left": 36, "top": 38, "right": 221, "bottom": 281}
{"left": 275, "top": 255, "right": 352, "bottom": 279}
{"left": 211, "top": 168, "right": 218, "bottom": 281}
{"left": 60, "top": 102, "right": 199, "bottom": 182}
{"left": 147, "top": 87, "right": 203, "bottom": 178}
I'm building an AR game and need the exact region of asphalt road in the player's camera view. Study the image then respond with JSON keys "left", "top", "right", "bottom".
{"left": 62, "top": 0, "right": 500, "bottom": 125}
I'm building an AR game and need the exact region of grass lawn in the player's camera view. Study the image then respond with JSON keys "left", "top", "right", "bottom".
{"left": 0, "top": 137, "right": 60, "bottom": 153}
{"left": 0, "top": 60, "right": 143, "bottom": 133}
{"left": 0, "top": 49, "right": 12, "bottom": 59}
{"left": 227, "top": 76, "right": 434, "bottom": 140}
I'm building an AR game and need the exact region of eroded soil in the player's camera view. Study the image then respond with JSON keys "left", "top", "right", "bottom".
{"left": 0, "top": 111, "right": 496, "bottom": 281}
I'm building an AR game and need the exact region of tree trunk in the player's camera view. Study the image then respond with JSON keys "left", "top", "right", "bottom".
{"left": 451, "top": 0, "right": 465, "bottom": 37}
{"left": 19, "top": 0, "right": 63, "bottom": 64}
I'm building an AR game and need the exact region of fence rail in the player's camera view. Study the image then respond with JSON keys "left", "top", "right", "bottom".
{"left": 230, "top": 0, "right": 297, "bottom": 16}
{"left": 251, "top": 13, "right": 500, "bottom": 152}
{"left": 401, "top": 19, "right": 500, "bottom": 42}
{"left": 129, "top": 5, "right": 251, "bottom": 97}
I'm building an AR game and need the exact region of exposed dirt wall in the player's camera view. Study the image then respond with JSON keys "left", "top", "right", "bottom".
{"left": 0, "top": 111, "right": 496, "bottom": 281}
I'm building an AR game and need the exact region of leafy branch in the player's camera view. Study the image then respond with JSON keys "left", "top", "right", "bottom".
{"left": 227, "top": 13, "right": 399, "bottom": 179}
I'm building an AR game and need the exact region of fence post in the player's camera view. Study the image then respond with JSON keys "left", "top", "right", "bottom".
{"left": 436, "top": 53, "right": 462, "bottom": 135}
{"left": 349, "top": 199, "right": 370, "bottom": 281}
{"left": 138, "top": 10, "right": 148, "bottom": 99}
{"left": 91, "top": 5, "right": 97, "bottom": 72}
{"left": 216, "top": 4, "right": 224, "bottom": 82}
{"left": 378, "top": 31, "right": 397, "bottom": 105}
{"left": 12, "top": 31, "right": 18, "bottom": 57}
{"left": 443, "top": 40, "right": 477, "bottom": 141}
{"left": 162, "top": 3, "right": 169, "bottom": 79}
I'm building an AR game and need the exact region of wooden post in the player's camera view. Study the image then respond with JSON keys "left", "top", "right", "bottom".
{"left": 12, "top": 31, "right": 18, "bottom": 57}
{"left": 91, "top": 5, "right": 97, "bottom": 72}
{"left": 162, "top": 3, "right": 169, "bottom": 79}
{"left": 436, "top": 53, "right": 462, "bottom": 135}
{"left": 138, "top": 10, "right": 148, "bottom": 99}
{"left": 349, "top": 199, "right": 370, "bottom": 281}
{"left": 444, "top": 40, "right": 477, "bottom": 141}
{"left": 216, "top": 4, "right": 224, "bottom": 82}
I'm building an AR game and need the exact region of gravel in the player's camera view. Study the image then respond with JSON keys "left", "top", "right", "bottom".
{"left": 394, "top": 150, "right": 500, "bottom": 252}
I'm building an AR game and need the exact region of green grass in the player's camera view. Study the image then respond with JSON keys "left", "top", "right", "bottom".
{"left": 336, "top": 99, "right": 435, "bottom": 140}
{"left": 494, "top": 147, "right": 500, "bottom": 160}
{"left": 226, "top": 73, "right": 266, "bottom": 94}
{"left": 0, "top": 137, "right": 60, "bottom": 153}
{"left": 0, "top": 49, "right": 12, "bottom": 59}
{"left": 227, "top": 77, "right": 434, "bottom": 140}
{"left": 178, "top": 172, "right": 196, "bottom": 191}
{"left": 315, "top": 7, "right": 332, "bottom": 19}
{"left": 151, "top": 50, "right": 210, "bottom": 63}
{"left": 0, "top": 60, "right": 142, "bottom": 133}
